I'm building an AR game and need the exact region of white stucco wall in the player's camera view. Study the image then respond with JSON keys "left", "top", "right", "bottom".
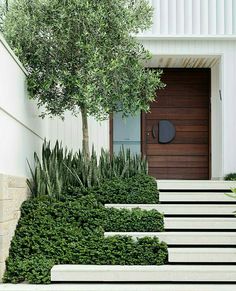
{"left": 0, "top": 35, "right": 47, "bottom": 177}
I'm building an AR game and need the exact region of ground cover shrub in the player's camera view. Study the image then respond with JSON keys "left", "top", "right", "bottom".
{"left": 4, "top": 195, "right": 167, "bottom": 284}
{"left": 105, "top": 208, "right": 164, "bottom": 232}
{"left": 28, "top": 141, "right": 148, "bottom": 199}
{"left": 225, "top": 173, "right": 236, "bottom": 180}
{"left": 80, "top": 173, "right": 159, "bottom": 204}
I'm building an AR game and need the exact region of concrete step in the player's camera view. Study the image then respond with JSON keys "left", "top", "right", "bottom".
{"left": 105, "top": 204, "right": 236, "bottom": 215}
{"left": 169, "top": 247, "right": 236, "bottom": 263}
{"left": 159, "top": 192, "right": 235, "bottom": 202}
{"left": 104, "top": 231, "right": 236, "bottom": 245}
{"left": 157, "top": 180, "right": 236, "bottom": 191}
{"left": 51, "top": 265, "right": 236, "bottom": 282}
{"left": 164, "top": 217, "right": 236, "bottom": 229}
{"left": 3, "top": 283, "right": 236, "bottom": 291}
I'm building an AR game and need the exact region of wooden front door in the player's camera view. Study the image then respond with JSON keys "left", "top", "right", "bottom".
{"left": 142, "top": 68, "right": 210, "bottom": 180}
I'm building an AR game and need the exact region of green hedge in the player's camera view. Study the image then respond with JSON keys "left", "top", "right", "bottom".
{"left": 79, "top": 174, "right": 159, "bottom": 204}
{"left": 105, "top": 208, "right": 164, "bottom": 232}
{"left": 225, "top": 173, "right": 236, "bottom": 181}
{"left": 4, "top": 195, "right": 167, "bottom": 284}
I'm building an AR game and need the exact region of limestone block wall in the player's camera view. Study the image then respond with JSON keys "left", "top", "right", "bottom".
{"left": 0, "top": 174, "right": 29, "bottom": 281}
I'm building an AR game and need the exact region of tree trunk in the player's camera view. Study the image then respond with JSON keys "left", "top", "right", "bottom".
{"left": 81, "top": 105, "right": 90, "bottom": 158}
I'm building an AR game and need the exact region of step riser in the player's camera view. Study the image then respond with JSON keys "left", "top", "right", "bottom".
{"left": 157, "top": 180, "right": 236, "bottom": 191}
{"left": 51, "top": 265, "right": 236, "bottom": 282}
{"left": 104, "top": 232, "right": 236, "bottom": 245}
{"left": 169, "top": 248, "right": 236, "bottom": 263}
{"left": 164, "top": 218, "right": 236, "bottom": 229}
{"left": 159, "top": 192, "right": 235, "bottom": 202}
{"left": 3, "top": 284, "right": 236, "bottom": 291}
{"left": 105, "top": 204, "right": 236, "bottom": 215}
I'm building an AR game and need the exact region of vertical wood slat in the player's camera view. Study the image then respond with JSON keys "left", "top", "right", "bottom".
{"left": 144, "top": 68, "right": 210, "bottom": 180}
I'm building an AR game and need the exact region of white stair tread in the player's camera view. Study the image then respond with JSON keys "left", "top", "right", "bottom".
{"left": 4, "top": 284, "right": 236, "bottom": 291}
{"left": 169, "top": 247, "right": 236, "bottom": 262}
{"left": 157, "top": 180, "right": 236, "bottom": 190}
{"left": 104, "top": 232, "right": 236, "bottom": 245}
{"left": 159, "top": 192, "right": 235, "bottom": 202}
{"left": 51, "top": 265, "right": 236, "bottom": 282}
{"left": 164, "top": 217, "right": 236, "bottom": 229}
{"left": 105, "top": 204, "right": 236, "bottom": 215}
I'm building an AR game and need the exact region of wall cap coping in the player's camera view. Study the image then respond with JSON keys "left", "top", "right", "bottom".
{"left": 0, "top": 33, "right": 28, "bottom": 76}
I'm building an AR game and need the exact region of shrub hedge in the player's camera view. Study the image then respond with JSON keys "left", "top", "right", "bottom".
{"left": 225, "top": 173, "right": 236, "bottom": 181}
{"left": 4, "top": 195, "right": 167, "bottom": 284}
{"left": 79, "top": 174, "right": 159, "bottom": 204}
{"left": 105, "top": 208, "right": 164, "bottom": 232}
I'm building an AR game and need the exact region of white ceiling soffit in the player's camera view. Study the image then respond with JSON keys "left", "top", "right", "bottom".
{"left": 145, "top": 56, "right": 220, "bottom": 68}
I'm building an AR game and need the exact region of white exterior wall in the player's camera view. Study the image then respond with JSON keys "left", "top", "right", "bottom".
{"left": 0, "top": 35, "right": 46, "bottom": 177}
{"left": 141, "top": 0, "right": 236, "bottom": 36}
{"left": 47, "top": 113, "right": 109, "bottom": 154}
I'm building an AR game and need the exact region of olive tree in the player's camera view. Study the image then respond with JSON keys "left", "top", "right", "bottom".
{"left": 1, "top": 0, "right": 164, "bottom": 156}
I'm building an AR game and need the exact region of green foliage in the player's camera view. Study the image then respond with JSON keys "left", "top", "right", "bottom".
{"left": 224, "top": 173, "right": 236, "bottom": 181}
{"left": 82, "top": 174, "right": 158, "bottom": 204}
{"left": 4, "top": 195, "right": 167, "bottom": 284}
{"left": 28, "top": 140, "right": 148, "bottom": 198}
{"left": 226, "top": 189, "right": 236, "bottom": 218}
{"left": 1, "top": 0, "right": 164, "bottom": 120}
{"left": 105, "top": 208, "right": 164, "bottom": 232}
{"left": 4, "top": 256, "right": 55, "bottom": 284}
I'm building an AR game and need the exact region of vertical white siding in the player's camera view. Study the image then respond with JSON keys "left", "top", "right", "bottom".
{"left": 184, "top": 0, "right": 192, "bottom": 35}
{"left": 176, "top": 0, "right": 185, "bottom": 34}
{"left": 143, "top": 0, "right": 236, "bottom": 36}
{"left": 160, "top": 0, "right": 168, "bottom": 34}
{"left": 208, "top": 0, "right": 217, "bottom": 35}
{"left": 224, "top": 0, "right": 233, "bottom": 34}
{"left": 233, "top": 0, "right": 236, "bottom": 34}
{"left": 216, "top": 0, "right": 225, "bottom": 34}
{"left": 192, "top": 0, "right": 201, "bottom": 35}
{"left": 47, "top": 113, "right": 109, "bottom": 155}
{"left": 152, "top": 0, "right": 160, "bottom": 34}
{"left": 200, "top": 0, "right": 209, "bottom": 34}
{"left": 168, "top": 0, "right": 177, "bottom": 35}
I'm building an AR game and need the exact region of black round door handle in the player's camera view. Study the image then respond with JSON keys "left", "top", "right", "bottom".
{"left": 158, "top": 120, "right": 176, "bottom": 144}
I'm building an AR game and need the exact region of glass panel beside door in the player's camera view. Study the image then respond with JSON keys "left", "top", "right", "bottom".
{"left": 113, "top": 112, "right": 141, "bottom": 155}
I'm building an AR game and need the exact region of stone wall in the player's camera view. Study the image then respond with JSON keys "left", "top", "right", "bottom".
{"left": 0, "top": 174, "right": 29, "bottom": 281}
